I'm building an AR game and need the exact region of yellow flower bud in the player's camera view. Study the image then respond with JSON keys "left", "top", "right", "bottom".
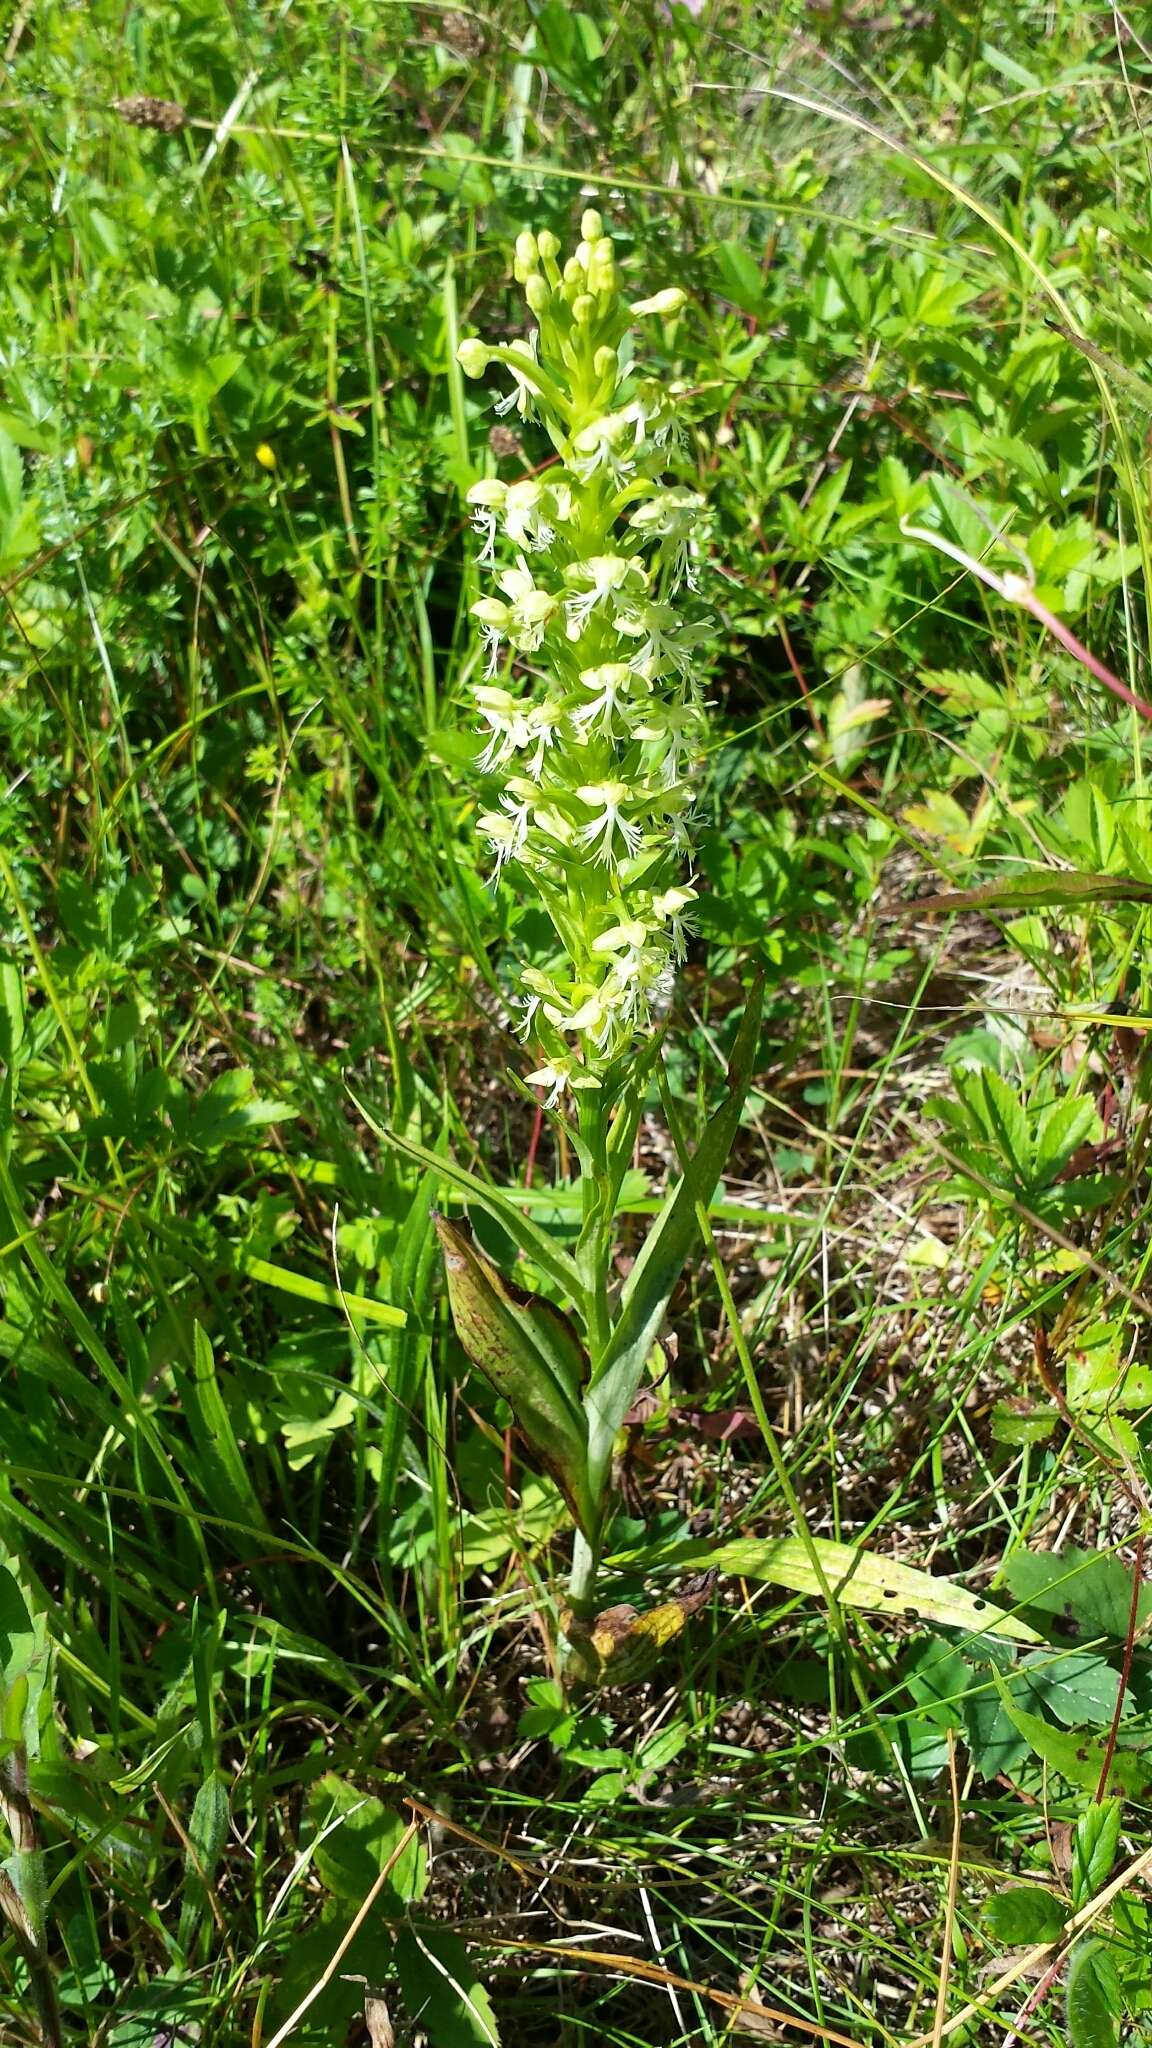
{"left": 255, "top": 442, "right": 277, "bottom": 470}
{"left": 571, "top": 293, "right": 594, "bottom": 326}
{"left": 581, "top": 208, "right": 604, "bottom": 243}
{"left": 525, "top": 275, "right": 551, "bottom": 316}
{"left": 537, "top": 229, "right": 560, "bottom": 261}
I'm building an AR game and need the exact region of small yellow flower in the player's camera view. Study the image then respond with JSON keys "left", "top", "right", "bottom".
{"left": 255, "top": 443, "right": 277, "bottom": 471}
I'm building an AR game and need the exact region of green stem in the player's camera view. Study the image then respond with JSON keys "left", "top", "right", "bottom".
{"left": 569, "top": 1092, "right": 614, "bottom": 1618}
{"left": 568, "top": 1525, "right": 602, "bottom": 1612}
{"left": 576, "top": 1092, "right": 612, "bottom": 1367}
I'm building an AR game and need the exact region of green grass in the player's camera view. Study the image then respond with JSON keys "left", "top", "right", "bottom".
{"left": 2, "top": 2, "right": 1152, "bottom": 2044}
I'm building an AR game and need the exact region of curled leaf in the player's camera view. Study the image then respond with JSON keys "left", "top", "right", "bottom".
{"left": 435, "top": 1215, "right": 594, "bottom": 1534}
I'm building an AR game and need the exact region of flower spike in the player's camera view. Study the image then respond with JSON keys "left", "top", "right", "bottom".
{"left": 457, "top": 219, "right": 709, "bottom": 1099}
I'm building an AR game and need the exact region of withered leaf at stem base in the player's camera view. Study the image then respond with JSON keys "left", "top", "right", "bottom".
{"left": 564, "top": 1569, "right": 720, "bottom": 1689}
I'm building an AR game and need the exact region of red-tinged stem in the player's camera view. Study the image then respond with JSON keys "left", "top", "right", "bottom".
{"left": 902, "top": 518, "right": 1152, "bottom": 725}
{"left": 1095, "top": 1527, "right": 1145, "bottom": 1802}
{"left": 1022, "top": 590, "right": 1152, "bottom": 725}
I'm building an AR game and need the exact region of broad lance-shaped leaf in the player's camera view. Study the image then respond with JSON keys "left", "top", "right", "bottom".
{"left": 435, "top": 1215, "right": 595, "bottom": 1535}
{"left": 584, "top": 978, "right": 764, "bottom": 1494}
{"left": 611, "top": 1534, "right": 1042, "bottom": 1644}
{"left": 908, "top": 872, "right": 1152, "bottom": 915}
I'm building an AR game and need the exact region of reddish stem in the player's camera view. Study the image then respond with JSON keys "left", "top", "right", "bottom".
{"left": 1095, "top": 1527, "right": 1145, "bottom": 1802}
{"left": 1023, "top": 591, "right": 1152, "bottom": 724}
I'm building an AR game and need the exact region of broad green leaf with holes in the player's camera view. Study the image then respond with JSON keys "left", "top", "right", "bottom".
{"left": 613, "top": 1534, "right": 1040, "bottom": 1643}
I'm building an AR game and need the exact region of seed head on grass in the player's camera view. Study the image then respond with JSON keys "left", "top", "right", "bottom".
{"left": 457, "top": 214, "right": 708, "bottom": 1106}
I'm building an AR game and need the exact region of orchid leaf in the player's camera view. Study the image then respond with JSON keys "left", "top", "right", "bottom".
{"left": 613, "top": 1534, "right": 1041, "bottom": 1644}
{"left": 910, "top": 872, "right": 1152, "bottom": 915}
{"left": 435, "top": 1215, "right": 594, "bottom": 1534}
{"left": 584, "top": 979, "right": 763, "bottom": 1491}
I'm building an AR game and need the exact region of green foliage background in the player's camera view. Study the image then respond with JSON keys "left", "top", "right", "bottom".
{"left": 4, "top": 2, "right": 1152, "bottom": 2043}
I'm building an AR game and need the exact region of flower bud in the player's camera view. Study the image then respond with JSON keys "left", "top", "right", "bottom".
{"left": 571, "top": 293, "right": 595, "bottom": 326}
{"left": 588, "top": 245, "right": 615, "bottom": 295}
{"left": 514, "top": 230, "right": 539, "bottom": 279}
{"left": 593, "top": 345, "right": 620, "bottom": 384}
{"left": 581, "top": 208, "right": 604, "bottom": 243}
{"left": 537, "top": 229, "right": 561, "bottom": 261}
{"left": 457, "top": 338, "right": 492, "bottom": 377}
{"left": 518, "top": 590, "right": 557, "bottom": 629}
{"left": 563, "top": 256, "right": 584, "bottom": 288}
{"left": 525, "top": 275, "right": 551, "bottom": 316}
{"left": 630, "top": 288, "right": 687, "bottom": 317}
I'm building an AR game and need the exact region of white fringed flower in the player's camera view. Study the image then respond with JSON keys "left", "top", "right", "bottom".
{"left": 563, "top": 555, "right": 645, "bottom": 637}
{"left": 575, "top": 781, "right": 645, "bottom": 866}
{"left": 456, "top": 212, "right": 711, "bottom": 1096}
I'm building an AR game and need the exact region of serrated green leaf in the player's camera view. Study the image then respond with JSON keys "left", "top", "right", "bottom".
{"left": 1033, "top": 1095, "right": 1100, "bottom": 1187}
{"left": 983, "top": 1885, "right": 1066, "bottom": 1945}
{"left": 1003, "top": 1546, "right": 1152, "bottom": 1642}
{"left": 1018, "top": 1649, "right": 1127, "bottom": 1729}
{"left": 965, "top": 1069, "right": 1031, "bottom": 1180}
{"left": 712, "top": 238, "right": 768, "bottom": 316}
{"left": 307, "top": 1774, "right": 426, "bottom": 1911}
{"left": 994, "top": 1681, "right": 1147, "bottom": 1796}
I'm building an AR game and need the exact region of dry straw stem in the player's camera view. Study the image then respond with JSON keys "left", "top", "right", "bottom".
{"left": 907, "top": 1841, "right": 1152, "bottom": 2046}
{"left": 929, "top": 1732, "right": 963, "bottom": 2048}
{"left": 476, "top": 1933, "right": 872, "bottom": 2047}
{"left": 261, "top": 1820, "right": 421, "bottom": 2048}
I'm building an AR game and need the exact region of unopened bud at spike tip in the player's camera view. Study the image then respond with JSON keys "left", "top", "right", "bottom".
{"left": 581, "top": 208, "right": 604, "bottom": 243}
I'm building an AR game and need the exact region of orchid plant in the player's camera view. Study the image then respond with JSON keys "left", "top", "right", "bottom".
{"left": 383, "top": 215, "right": 760, "bottom": 1656}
